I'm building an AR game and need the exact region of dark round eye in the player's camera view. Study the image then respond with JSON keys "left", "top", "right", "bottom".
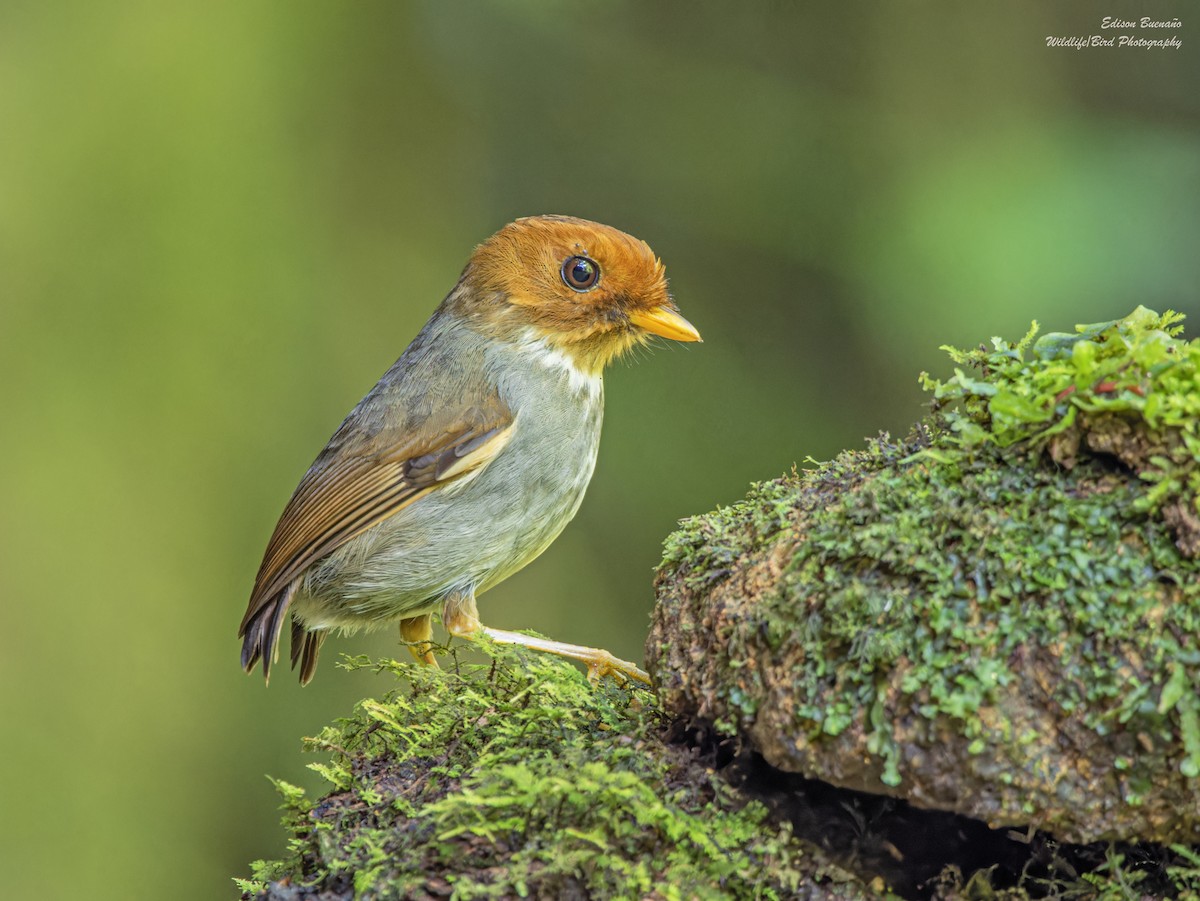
{"left": 561, "top": 255, "right": 601, "bottom": 292}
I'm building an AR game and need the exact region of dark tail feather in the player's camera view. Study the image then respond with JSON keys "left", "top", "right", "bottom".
{"left": 239, "top": 582, "right": 296, "bottom": 684}
{"left": 289, "top": 619, "right": 305, "bottom": 670}
{"left": 291, "top": 627, "right": 326, "bottom": 686}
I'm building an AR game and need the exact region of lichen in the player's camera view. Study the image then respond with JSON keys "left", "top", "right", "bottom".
{"left": 650, "top": 308, "right": 1200, "bottom": 845}
{"left": 238, "top": 645, "right": 875, "bottom": 900}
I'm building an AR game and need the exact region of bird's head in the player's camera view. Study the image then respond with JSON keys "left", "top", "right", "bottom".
{"left": 453, "top": 215, "right": 701, "bottom": 373}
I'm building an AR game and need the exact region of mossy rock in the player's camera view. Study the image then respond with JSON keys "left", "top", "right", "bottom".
{"left": 237, "top": 650, "right": 876, "bottom": 901}
{"left": 648, "top": 308, "right": 1200, "bottom": 847}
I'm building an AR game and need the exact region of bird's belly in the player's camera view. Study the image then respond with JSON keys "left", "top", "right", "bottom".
{"left": 293, "top": 405, "right": 601, "bottom": 630}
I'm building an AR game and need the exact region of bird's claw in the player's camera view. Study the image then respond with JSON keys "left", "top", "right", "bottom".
{"left": 585, "top": 651, "right": 652, "bottom": 686}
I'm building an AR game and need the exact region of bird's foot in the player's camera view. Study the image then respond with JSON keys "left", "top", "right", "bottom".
{"left": 581, "top": 648, "right": 652, "bottom": 686}
{"left": 479, "top": 626, "right": 652, "bottom": 686}
{"left": 441, "top": 599, "right": 650, "bottom": 686}
{"left": 400, "top": 613, "right": 439, "bottom": 667}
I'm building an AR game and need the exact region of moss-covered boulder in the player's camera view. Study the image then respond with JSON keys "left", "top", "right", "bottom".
{"left": 648, "top": 308, "right": 1200, "bottom": 846}
{"left": 237, "top": 651, "right": 874, "bottom": 901}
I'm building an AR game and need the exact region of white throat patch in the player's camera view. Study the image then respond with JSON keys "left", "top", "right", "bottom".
{"left": 518, "top": 330, "right": 603, "bottom": 399}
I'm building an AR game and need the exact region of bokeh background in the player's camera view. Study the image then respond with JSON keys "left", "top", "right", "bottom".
{"left": 2, "top": 2, "right": 1197, "bottom": 898}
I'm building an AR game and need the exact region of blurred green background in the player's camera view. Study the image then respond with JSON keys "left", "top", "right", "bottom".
{"left": 1, "top": 2, "right": 1196, "bottom": 898}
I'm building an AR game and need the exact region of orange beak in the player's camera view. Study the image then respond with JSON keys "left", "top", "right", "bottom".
{"left": 628, "top": 305, "right": 702, "bottom": 343}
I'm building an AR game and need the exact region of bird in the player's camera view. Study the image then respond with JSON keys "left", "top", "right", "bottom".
{"left": 239, "top": 215, "right": 700, "bottom": 686}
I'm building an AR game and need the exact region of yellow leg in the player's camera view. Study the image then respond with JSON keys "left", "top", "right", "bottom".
{"left": 442, "top": 591, "right": 651, "bottom": 686}
{"left": 400, "top": 613, "right": 438, "bottom": 666}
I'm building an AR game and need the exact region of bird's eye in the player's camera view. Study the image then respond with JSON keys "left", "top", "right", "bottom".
{"left": 561, "top": 255, "right": 601, "bottom": 292}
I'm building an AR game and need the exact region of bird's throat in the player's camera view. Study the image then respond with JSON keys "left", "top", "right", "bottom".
{"left": 515, "top": 329, "right": 607, "bottom": 398}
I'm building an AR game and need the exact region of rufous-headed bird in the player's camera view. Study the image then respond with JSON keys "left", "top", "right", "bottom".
{"left": 239, "top": 215, "right": 700, "bottom": 685}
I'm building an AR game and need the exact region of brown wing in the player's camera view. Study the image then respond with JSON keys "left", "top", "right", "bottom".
{"left": 240, "top": 401, "right": 515, "bottom": 683}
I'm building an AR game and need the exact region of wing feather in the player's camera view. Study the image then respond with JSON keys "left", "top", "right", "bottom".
{"left": 239, "top": 397, "right": 515, "bottom": 683}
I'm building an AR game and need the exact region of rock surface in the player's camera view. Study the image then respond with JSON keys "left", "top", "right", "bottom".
{"left": 648, "top": 308, "right": 1200, "bottom": 846}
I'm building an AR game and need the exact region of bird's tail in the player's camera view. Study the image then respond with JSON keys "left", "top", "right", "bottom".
{"left": 290, "top": 620, "right": 326, "bottom": 686}
{"left": 239, "top": 583, "right": 326, "bottom": 685}
{"left": 239, "top": 582, "right": 296, "bottom": 684}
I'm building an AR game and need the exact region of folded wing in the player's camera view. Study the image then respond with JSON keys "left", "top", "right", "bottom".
{"left": 239, "top": 397, "right": 515, "bottom": 684}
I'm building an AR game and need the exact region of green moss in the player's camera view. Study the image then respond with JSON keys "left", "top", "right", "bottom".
{"left": 653, "top": 308, "right": 1200, "bottom": 840}
{"left": 782, "top": 428, "right": 1194, "bottom": 776}
{"left": 661, "top": 477, "right": 796, "bottom": 597}
{"left": 239, "top": 645, "right": 874, "bottom": 900}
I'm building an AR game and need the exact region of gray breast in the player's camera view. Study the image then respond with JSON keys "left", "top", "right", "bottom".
{"left": 294, "top": 332, "right": 604, "bottom": 628}
{"left": 472, "top": 340, "right": 605, "bottom": 592}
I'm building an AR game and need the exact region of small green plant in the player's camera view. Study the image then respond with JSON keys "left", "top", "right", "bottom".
{"left": 921, "top": 306, "right": 1200, "bottom": 547}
